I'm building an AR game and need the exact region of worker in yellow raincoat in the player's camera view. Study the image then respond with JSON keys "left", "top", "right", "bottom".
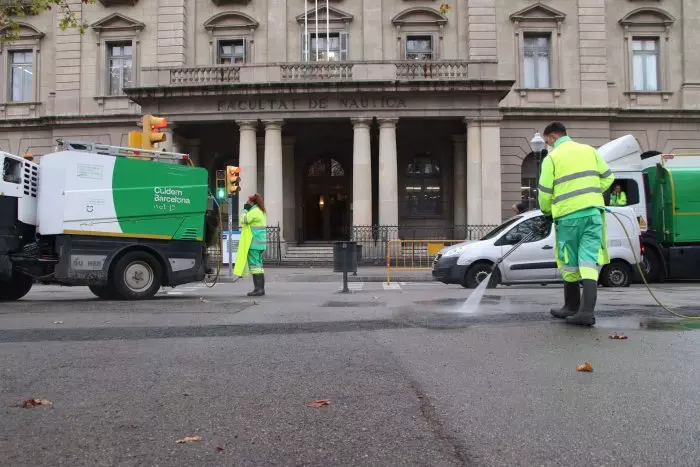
{"left": 538, "top": 122, "right": 615, "bottom": 326}
{"left": 234, "top": 193, "right": 267, "bottom": 296}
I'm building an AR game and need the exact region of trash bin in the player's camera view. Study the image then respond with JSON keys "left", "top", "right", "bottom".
{"left": 333, "top": 241, "right": 358, "bottom": 273}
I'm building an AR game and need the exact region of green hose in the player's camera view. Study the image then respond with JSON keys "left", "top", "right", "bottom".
{"left": 607, "top": 209, "right": 700, "bottom": 320}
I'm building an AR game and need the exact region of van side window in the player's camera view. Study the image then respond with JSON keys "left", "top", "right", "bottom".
{"left": 2, "top": 157, "right": 22, "bottom": 184}
{"left": 502, "top": 216, "right": 551, "bottom": 244}
{"left": 605, "top": 178, "right": 639, "bottom": 205}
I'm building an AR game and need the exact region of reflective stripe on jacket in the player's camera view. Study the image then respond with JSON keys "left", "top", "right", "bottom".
{"left": 241, "top": 205, "right": 267, "bottom": 251}
{"left": 538, "top": 138, "right": 615, "bottom": 219}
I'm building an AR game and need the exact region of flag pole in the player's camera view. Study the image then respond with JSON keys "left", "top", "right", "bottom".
{"left": 326, "top": 0, "right": 330, "bottom": 60}
{"left": 315, "top": 0, "right": 318, "bottom": 61}
{"left": 304, "top": 0, "right": 308, "bottom": 61}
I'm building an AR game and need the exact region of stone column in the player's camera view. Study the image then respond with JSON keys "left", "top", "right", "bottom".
{"left": 480, "top": 120, "right": 502, "bottom": 225}
{"left": 282, "top": 137, "right": 296, "bottom": 243}
{"left": 466, "top": 120, "right": 482, "bottom": 225}
{"left": 351, "top": 118, "right": 373, "bottom": 227}
{"left": 378, "top": 118, "right": 399, "bottom": 226}
{"left": 263, "top": 120, "right": 284, "bottom": 237}
{"left": 237, "top": 120, "right": 258, "bottom": 214}
{"left": 452, "top": 135, "right": 467, "bottom": 226}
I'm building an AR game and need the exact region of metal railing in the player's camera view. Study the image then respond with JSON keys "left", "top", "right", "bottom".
{"left": 386, "top": 239, "right": 466, "bottom": 284}
{"left": 350, "top": 225, "right": 497, "bottom": 265}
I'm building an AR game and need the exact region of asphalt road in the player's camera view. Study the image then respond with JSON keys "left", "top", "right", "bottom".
{"left": 1, "top": 280, "right": 700, "bottom": 466}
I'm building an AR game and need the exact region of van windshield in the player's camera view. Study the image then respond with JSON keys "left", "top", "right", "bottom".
{"left": 480, "top": 216, "right": 522, "bottom": 241}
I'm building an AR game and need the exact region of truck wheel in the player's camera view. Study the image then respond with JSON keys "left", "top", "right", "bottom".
{"left": 88, "top": 285, "right": 117, "bottom": 300}
{"left": 110, "top": 251, "right": 162, "bottom": 300}
{"left": 600, "top": 262, "right": 632, "bottom": 288}
{"left": 0, "top": 271, "right": 33, "bottom": 301}
{"left": 641, "top": 250, "right": 662, "bottom": 283}
{"left": 463, "top": 262, "right": 500, "bottom": 289}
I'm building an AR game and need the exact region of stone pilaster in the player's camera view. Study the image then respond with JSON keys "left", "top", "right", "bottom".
{"left": 157, "top": 0, "right": 187, "bottom": 66}
{"left": 282, "top": 137, "right": 296, "bottom": 242}
{"left": 682, "top": 0, "right": 700, "bottom": 108}
{"left": 351, "top": 118, "right": 373, "bottom": 226}
{"left": 263, "top": 120, "right": 284, "bottom": 237}
{"left": 237, "top": 120, "right": 259, "bottom": 214}
{"left": 578, "top": 0, "right": 608, "bottom": 106}
{"left": 363, "top": 0, "right": 383, "bottom": 60}
{"left": 267, "top": 0, "right": 287, "bottom": 62}
{"left": 452, "top": 135, "right": 467, "bottom": 226}
{"left": 54, "top": 0, "right": 82, "bottom": 114}
{"left": 466, "top": 120, "right": 482, "bottom": 225}
{"left": 479, "top": 120, "right": 502, "bottom": 225}
{"left": 467, "top": 0, "right": 497, "bottom": 59}
{"left": 378, "top": 118, "right": 399, "bottom": 226}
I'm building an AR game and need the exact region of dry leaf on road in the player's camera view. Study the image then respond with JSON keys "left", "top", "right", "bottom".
{"left": 53, "top": 321, "right": 64, "bottom": 324}
{"left": 576, "top": 362, "right": 593, "bottom": 372}
{"left": 175, "top": 436, "right": 202, "bottom": 444}
{"left": 216, "top": 446, "right": 225, "bottom": 452}
{"left": 609, "top": 333, "right": 628, "bottom": 340}
{"left": 21, "top": 399, "right": 53, "bottom": 408}
{"left": 306, "top": 399, "right": 330, "bottom": 408}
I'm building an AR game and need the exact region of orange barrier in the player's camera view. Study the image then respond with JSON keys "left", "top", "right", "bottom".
{"left": 386, "top": 239, "right": 464, "bottom": 284}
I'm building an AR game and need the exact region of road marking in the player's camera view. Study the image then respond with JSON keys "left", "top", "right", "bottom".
{"left": 339, "top": 282, "right": 364, "bottom": 292}
{"left": 382, "top": 282, "right": 401, "bottom": 290}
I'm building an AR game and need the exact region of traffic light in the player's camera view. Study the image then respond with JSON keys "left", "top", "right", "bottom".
{"left": 142, "top": 114, "right": 168, "bottom": 150}
{"left": 128, "top": 131, "right": 143, "bottom": 148}
{"left": 226, "top": 166, "right": 241, "bottom": 195}
{"left": 215, "top": 170, "right": 226, "bottom": 200}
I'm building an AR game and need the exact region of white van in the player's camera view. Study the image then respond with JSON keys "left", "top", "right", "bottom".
{"left": 432, "top": 207, "right": 642, "bottom": 288}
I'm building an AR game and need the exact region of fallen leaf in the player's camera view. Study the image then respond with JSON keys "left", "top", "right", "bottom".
{"left": 199, "top": 297, "right": 209, "bottom": 303}
{"left": 175, "top": 436, "right": 202, "bottom": 444}
{"left": 53, "top": 320, "right": 64, "bottom": 324}
{"left": 21, "top": 399, "right": 52, "bottom": 408}
{"left": 216, "top": 446, "right": 225, "bottom": 452}
{"left": 306, "top": 399, "right": 330, "bottom": 408}
{"left": 608, "top": 333, "right": 628, "bottom": 340}
{"left": 576, "top": 362, "right": 593, "bottom": 372}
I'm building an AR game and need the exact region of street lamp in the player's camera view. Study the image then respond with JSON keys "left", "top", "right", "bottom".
{"left": 530, "top": 132, "right": 547, "bottom": 208}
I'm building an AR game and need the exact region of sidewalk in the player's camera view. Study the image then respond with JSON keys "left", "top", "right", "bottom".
{"left": 215, "top": 266, "right": 434, "bottom": 283}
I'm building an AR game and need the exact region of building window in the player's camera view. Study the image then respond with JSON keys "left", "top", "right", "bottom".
{"left": 302, "top": 32, "right": 348, "bottom": 61}
{"left": 217, "top": 39, "right": 246, "bottom": 64}
{"left": 108, "top": 42, "right": 132, "bottom": 96}
{"left": 9, "top": 50, "right": 33, "bottom": 102}
{"left": 405, "top": 155, "right": 442, "bottom": 215}
{"left": 405, "top": 35, "right": 434, "bottom": 60}
{"left": 523, "top": 34, "right": 551, "bottom": 88}
{"left": 632, "top": 38, "right": 660, "bottom": 92}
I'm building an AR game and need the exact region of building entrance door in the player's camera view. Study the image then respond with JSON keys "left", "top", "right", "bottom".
{"left": 303, "top": 155, "right": 350, "bottom": 241}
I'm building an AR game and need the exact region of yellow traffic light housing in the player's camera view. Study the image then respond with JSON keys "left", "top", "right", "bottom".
{"left": 226, "top": 166, "right": 241, "bottom": 195}
{"left": 142, "top": 115, "right": 168, "bottom": 150}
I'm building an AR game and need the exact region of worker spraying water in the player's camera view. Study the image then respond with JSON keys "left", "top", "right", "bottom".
{"left": 538, "top": 122, "right": 615, "bottom": 326}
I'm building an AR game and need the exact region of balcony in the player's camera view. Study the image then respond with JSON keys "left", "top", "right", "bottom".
{"left": 139, "top": 60, "right": 498, "bottom": 88}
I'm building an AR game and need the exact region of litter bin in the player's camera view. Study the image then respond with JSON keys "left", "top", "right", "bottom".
{"left": 333, "top": 241, "right": 358, "bottom": 273}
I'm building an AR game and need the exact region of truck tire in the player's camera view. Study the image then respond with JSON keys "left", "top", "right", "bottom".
{"left": 463, "top": 262, "right": 500, "bottom": 289}
{"left": 600, "top": 261, "right": 632, "bottom": 288}
{"left": 641, "top": 250, "right": 662, "bottom": 283}
{"left": 88, "top": 285, "right": 117, "bottom": 300}
{"left": 0, "top": 271, "right": 33, "bottom": 301}
{"left": 110, "top": 251, "right": 162, "bottom": 300}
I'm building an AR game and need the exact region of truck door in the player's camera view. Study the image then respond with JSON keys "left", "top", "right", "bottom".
{"left": 496, "top": 215, "right": 558, "bottom": 282}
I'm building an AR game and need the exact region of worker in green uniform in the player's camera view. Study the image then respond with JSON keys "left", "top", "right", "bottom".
{"left": 538, "top": 122, "right": 615, "bottom": 326}
{"left": 609, "top": 184, "right": 627, "bottom": 206}
{"left": 234, "top": 193, "right": 267, "bottom": 296}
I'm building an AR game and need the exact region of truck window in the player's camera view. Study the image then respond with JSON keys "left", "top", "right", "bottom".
{"left": 2, "top": 157, "right": 22, "bottom": 184}
{"left": 606, "top": 179, "right": 639, "bottom": 205}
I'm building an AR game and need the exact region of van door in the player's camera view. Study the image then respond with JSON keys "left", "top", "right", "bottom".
{"left": 496, "top": 215, "right": 558, "bottom": 282}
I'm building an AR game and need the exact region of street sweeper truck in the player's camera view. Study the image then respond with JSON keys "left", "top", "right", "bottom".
{"left": 598, "top": 135, "right": 700, "bottom": 282}
{"left": 0, "top": 141, "right": 218, "bottom": 301}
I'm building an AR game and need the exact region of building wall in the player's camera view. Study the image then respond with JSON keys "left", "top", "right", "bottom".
{"left": 1, "top": 0, "right": 700, "bottom": 224}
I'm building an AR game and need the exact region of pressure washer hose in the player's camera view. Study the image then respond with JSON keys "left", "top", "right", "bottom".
{"left": 607, "top": 209, "right": 699, "bottom": 320}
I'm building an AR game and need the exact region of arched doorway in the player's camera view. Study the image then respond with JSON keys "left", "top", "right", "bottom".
{"left": 303, "top": 154, "right": 350, "bottom": 241}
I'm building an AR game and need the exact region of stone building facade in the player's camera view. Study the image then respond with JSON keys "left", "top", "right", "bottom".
{"left": 1, "top": 0, "right": 700, "bottom": 243}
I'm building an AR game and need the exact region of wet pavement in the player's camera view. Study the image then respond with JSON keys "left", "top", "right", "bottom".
{"left": 1, "top": 281, "right": 700, "bottom": 466}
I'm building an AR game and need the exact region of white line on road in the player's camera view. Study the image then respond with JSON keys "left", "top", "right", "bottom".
{"left": 382, "top": 283, "right": 401, "bottom": 290}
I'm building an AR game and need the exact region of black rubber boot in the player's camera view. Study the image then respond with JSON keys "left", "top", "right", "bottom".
{"left": 247, "top": 275, "right": 261, "bottom": 296}
{"left": 248, "top": 274, "right": 265, "bottom": 297}
{"left": 550, "top": 282, "right": 581, "bottom": 319}
{"left": 566, "top": 279, "right": 597, "bottom": 326}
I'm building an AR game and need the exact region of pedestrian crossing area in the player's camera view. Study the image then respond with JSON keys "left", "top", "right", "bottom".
{"left": 160, "top": 283, "right": 209, "bottom": 296}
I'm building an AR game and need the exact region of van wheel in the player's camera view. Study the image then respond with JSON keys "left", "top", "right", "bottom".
{"left": 641, "top": 250, "right": 662, "bottom": 283}
{"left": 110, "top": 251, "right": 162, "bottom": 300}
{"left": 0, "top": 271, "right": 33, "bottom": 301}
{"left": 463, "top": 262, "right": 500, "bottom": 289}
{"left": 89, "top": 285, "right": 117, "bottom": 300}
{"left": 600, "top": 262, "right": 632, "bottom": 288}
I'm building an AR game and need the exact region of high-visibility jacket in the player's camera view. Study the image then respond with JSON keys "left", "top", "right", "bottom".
{"left": 538, "top": 137, "right": 615, "bottom": 219}
{"left": 241, "top": 205, "right": 267, "bottom": 251}
{"left": 610, "top": 191, "right": 627, "bottom": 206}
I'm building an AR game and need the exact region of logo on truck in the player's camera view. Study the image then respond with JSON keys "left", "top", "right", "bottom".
{"left": 153, "top": 187, "right": 191, "bottom": 205}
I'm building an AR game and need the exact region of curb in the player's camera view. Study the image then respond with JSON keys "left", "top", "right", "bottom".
{"left": 213, "top": 275, "right": 434, "bottom": 283}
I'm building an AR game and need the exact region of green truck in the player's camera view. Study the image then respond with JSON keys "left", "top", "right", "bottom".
{"left": 0, "top": 141, "right": 219, "bottom": 301}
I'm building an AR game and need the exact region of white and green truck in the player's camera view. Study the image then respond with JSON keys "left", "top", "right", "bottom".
{"left": 0, "top": 141, "right": 217, "bottom": 301}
